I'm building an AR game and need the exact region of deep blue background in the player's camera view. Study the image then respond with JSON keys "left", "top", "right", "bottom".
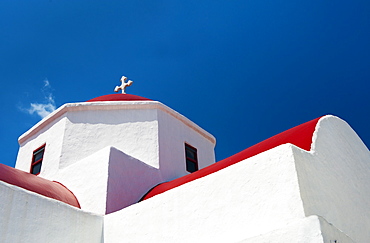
{"left": 1, "top": 1, "right": 369, "bottom": 167}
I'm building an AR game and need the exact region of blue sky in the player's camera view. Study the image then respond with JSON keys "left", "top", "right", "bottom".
{"left": 1, "top": 1, "right": 369, "bottom": 168}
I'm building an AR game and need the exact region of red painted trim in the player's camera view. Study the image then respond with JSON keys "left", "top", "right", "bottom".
{"left": 185, "top": 143, "right": 198, "bottom": 173}
{"left": 141, "top": 116, "right": 323, "bottom": 201}
{"left": 0, "top": 163, "right": 80, "bottom": 208}
{"left": 32, "top": 143, "right": 46, "bottom": 153}
{"left": 86, "top": 94, "right": 152, "bottom": 102}
{"left": 30, "top": 144, "right": 45, "bottom": 175}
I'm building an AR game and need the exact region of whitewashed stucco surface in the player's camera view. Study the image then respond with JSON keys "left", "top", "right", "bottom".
{"left": 15, "top": 101, "right": 215, "bottom": 181}
{"left": 0, "top": 181, "right": 103, "bottom": 243}
{"left": 8, "top": 99, "right": 370, "bottom": 243}
{"left": 294, "top": 115, "right": 370, "bottom": 243}
{"left": 157, "top": 108, "right": 216, "bottom": 180}
{"left": 55, "top": 146, "right": 163, "bottom": 214}
{"left": 104, "top": 144, "right": 306, "bottom": 242}
{"left": 238, "top": 216, "right": 355, "bottom": 243}
{"left": 14, "top": 100, "right": 216, "bottom": 215}
{"left": 104, "top": 116, "right": 370, "bottom": 243}
{"left": 15, "top": 115, "right": 67, "bottom": 180}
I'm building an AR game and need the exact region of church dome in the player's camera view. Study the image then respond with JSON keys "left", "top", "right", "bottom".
{"left": 86, "top": 94, "right": 152, "bottom": 102}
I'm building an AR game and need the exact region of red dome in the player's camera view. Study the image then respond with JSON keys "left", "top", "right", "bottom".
{"left": 87, "top": 94, "right": 152, "bottom": 102}
{"left": 0, "top": 163, "right": 80, "bottom": 208}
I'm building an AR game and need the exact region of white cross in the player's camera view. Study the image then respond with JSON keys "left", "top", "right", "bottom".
{"left": 114, "top": 76, "right": 133, "bottom": 94}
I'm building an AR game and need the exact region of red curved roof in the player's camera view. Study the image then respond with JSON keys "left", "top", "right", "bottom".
{"left": 141, "top": 116, "right": 322, "bottom": 201}
{"left": 0, "top": 164, "right": 80, "bottom": 208}
{"left": 87, "top": 94, "right": 152, "bottom": 102}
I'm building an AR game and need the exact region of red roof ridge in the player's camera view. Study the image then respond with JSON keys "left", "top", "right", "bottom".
{"left": 141, "top": 116, "right": 323, "bottom": 201}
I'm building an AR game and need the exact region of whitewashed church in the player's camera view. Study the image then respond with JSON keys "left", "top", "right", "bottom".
{"left": 1, "top": 79, "right": 370, "bottom": 242}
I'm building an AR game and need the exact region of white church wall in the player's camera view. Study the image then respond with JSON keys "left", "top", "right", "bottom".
{"left": 15, "top": 100, "right": 216, "bottom": 187}
{"left": 15, "top": 115, "right": 67, "bottom": 180}
{"left": 104, "top": 144, "right": 306, "bottom": 242}
{"left": 54, "top": 146, "right": 111, "bottom": 215}
{"left": 238, "top": 215, "right": 355, "bottom": 243}
{"left": 60, "top": 107, "right": 160, "bottom": 169}
{"left": 105, "top": 147, "right": 163, "bottom": 213}
{"left": 15, "top": 101, "right": 162, "bottom": 176}
{"left": 319, "top": 216, "right": 356, "bottom": 243}
{"left": 157, "top": 107, "right": 216, "bottom": 180}
{"left": 55, "top": 146, "right": 163, "bottom": 215}
{"left": 0, "top": 181, "right": 103, "bottom": 243}
{"left": 293, "top": 116, "right": 370, "bottom": 243}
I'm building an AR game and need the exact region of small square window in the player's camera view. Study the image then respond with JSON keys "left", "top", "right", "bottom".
{"left": 185, "top": 143, "right": 198, "bottom": 173}
{"left": 31, "top": 144, "right": 45, "bottom": 175}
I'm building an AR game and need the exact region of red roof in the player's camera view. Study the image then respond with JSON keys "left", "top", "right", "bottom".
{"left": 141, "top": 116, "right": 322, "bottom": 201}
{"left": 0, "top": 164, "right": 80, "bottom": 208}
{"left": 87, "top": 94, "right": 152, "bottom": 102}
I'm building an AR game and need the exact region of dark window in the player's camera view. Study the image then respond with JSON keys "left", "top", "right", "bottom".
{"left": 31, "top": 145, "right": 45, "bottom": 175}
{"left": 185, "top": 143, "right": 198, "bottom": 173}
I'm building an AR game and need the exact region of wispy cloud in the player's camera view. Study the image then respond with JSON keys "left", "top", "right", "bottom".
{"left": 27, "top": 102, "right": 56, "bottom": 118}
{"left": 44, "top": 79, "right": 50, "bottom": 88}
{"left": 24, "top": 79, "right": 56, "bottom": 119}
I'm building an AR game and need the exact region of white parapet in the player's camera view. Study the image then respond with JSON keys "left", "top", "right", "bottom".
{"left": 239, "top": 216, "right": 355, "bottom": 243}
{"left": 0, "top": 180, "right": 103, "bottom": 243}
{"left": 104, "top": 144, "right": 306, "bottom": 242}
{"left": 293, "top": 115, "right": 370, "bottom": 243}
{"left": 104, "top": 115, "right": 369, "bottom": 242}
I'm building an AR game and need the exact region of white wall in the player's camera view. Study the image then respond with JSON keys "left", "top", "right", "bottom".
{"left": 15, "top": 115, "right": 67, "bottom": 180}
{"left": 16, "top": 101, "right": 215, "bottom": 184}
{"left": 319, "top": 216, "right": 356, "bottom": 243}
{"left": 104, "top": 116, "right": 370, "bottom": 242}
{"left": 293, "top": 116, "right": 370, "bottom": 243}
{"left": 157, "top": 108, "right": 216, "bottom": 180}
{"left": 55, "top": 146, "right": 163, "bottom": 215}
{"left": 54, "top": 146, "right": 112, "bottom": 215}
{"left": 105, "top": 147, "right": 163, "bottom": 214}
{"left": 104, "top": 144, "right": 306, "bottom": 242}
{"left": 0, "top": 181, "right": 103, "bottom": 243}
{"left": 10, "top": 106, "right": 370, "bottom": 242}
{"left": 60, "top": 108, "right": 160, "bottom": 169}
{"left": 15, "top": 100, "right": 216, "bottom": 216}
{"left": 239, "top": 216, "right": 355, "bottom": 243}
